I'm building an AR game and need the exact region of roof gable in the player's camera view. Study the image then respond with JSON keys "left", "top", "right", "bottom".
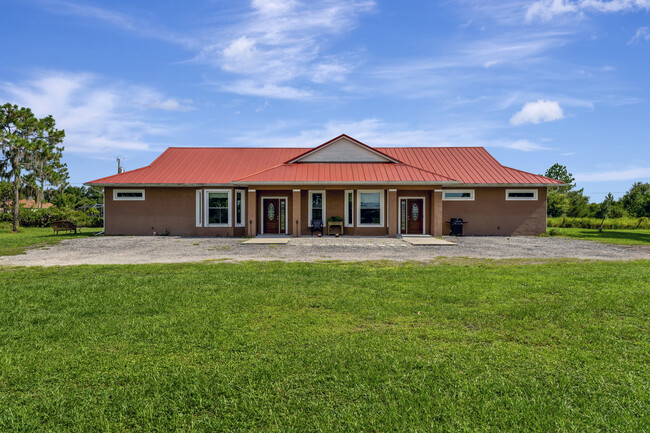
{"left": 287, "top": 134, "right": 400, "bottom": 163}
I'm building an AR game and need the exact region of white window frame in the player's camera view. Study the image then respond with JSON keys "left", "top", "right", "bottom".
{"left": 204, "top": 189, "right": 231, "bottom": 227}
{"left": 398, "top": 196, "right": 426, "bottom": 235}
{"left": 506, "top": 189, "right": 538, "bottom": 201}
{"left": 113, "top": 189, "right": 145, "bottom": 201}
{"left": 442, "top": 189, "right": 475, "bottom": 201}
{"left": 344, "top": 190, "right": 354, "bottom": 227}
{"left": 357, "top": 189, "right": 385, "bottom": 227}
{"left": 195, "top": 190, "right": 202, "bottom": 227}
{"left": 234, "top": 189, "right": 246, "bottom": 227}
{"left": 308, "top": 190, "right": 326, "bottom": 226}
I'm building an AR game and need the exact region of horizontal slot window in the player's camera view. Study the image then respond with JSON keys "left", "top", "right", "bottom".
{"left": 442, "top": 190, "right": 474, "bottom": 201}
{"left": 506, "top": 189, "right": 538, "bottom": 201}
{"left": 113, "top": 189, "right": 145, "bottom": 201}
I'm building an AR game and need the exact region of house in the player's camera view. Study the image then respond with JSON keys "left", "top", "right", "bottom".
{"left": 85, "top": 134, "right": 562, "bottom": 237}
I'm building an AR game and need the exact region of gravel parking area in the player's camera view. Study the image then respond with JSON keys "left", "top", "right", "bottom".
{"left": 1, "top": 235, "right": 648, "bottom": 266}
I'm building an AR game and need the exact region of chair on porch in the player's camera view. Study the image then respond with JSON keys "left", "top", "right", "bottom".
{"left": 310, "top": 219, "right": 324, "bottom": 236}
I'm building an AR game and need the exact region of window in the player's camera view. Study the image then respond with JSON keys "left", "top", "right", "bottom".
{"left": 204, "top": 189, "right": 231, "bottom": 227}
{"left": 506, "top": 189, "right": 538, "bottom": 201}
{"left": 400, "top": 200, "right": 407, "bottom": 232}
{"left": 442, "top": 189, "right": 475, "bottom": 201}
{"left": 344, "top": 190, "right": 354, "bottom": 227}
{"left": 195, "top": 190, "right": 202, "bottom": 227}
{"left": 308, "top": 190, "right": 325, "bottom": 225}
{"left": 235, "top": 190, "right": 245, "bottom": 227}
{"left": 357, "top": 190, "right": 384, "bottom": 226}
{"left": 113, "top": 189, "right": 144, "bottom": 201}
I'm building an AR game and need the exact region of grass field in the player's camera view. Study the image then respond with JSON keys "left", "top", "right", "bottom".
{"left": 545, "top": 227, "right": 650, "bottom": 245}
{"left": 0, "top": 224, "right": 102, "bottom": 256}
{"left": 0, "top": 261, "right": 648, "bottom": 431}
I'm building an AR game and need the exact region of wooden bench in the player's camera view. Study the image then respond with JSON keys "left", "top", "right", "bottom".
{"left": 51, "top": 220, "right": 77, "bottom": 235}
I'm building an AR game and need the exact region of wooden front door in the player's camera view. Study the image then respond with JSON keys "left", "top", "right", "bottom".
{"left": 406, "top": 199, "right": 423, "bottom": 234}
{"left": 263, "top": 199, "right": 280, "bottom": 234}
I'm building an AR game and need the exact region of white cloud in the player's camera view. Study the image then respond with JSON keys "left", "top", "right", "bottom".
{"left": 629, "top": 26, "right": 650, "bottom": 43}
{"left": 506, "top": 139, "right": 550, "bottom": 151}
{"left": 575, "top": 167, "right": 650, "bottom": 181}
{"left": 0, "top": 71, "right": 193, "bottom": 153}
{"left": 510, "top": 99, "right": 564, "bottom": 125}
{"left": 195, "top": 0, "right": 375, "bottom": 98}
{"left": 526, "top": 0, "right": 650, "bottom": 22}
{"left": 222, "top": 80, "right": 314, "bottom": 99}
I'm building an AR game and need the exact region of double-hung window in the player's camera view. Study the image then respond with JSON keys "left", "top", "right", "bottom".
{"left": 204, "top": 189, "right": 231, "bottom": 227}
{"left": 308, "top": 191, "right": 325, "bottom": 225}
{"left": 357, "top": 190, "right": 384, "bottom": 226}
{"left": 235, "top": 190, "right": 245, "bottom": 227}
{"left": 344, "top": 190, "right": 354, "bottom": 227}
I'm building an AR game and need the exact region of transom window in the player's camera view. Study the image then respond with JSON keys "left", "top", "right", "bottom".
{"left": 113, "top": 189, "right": 145, "bottom": 201}
{"left": 506, "top": 189, "right": 538, "bottom": 201}
{"left": 357, "top": 190, "right": 384, "bottom": 226}
{"left": 204, "top": 189, "right": 231, "bottom": 226}
{"left": 442, "top": 189, "right": 475, "bottom": 201}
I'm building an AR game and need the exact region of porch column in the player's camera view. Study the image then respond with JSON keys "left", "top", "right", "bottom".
{"left": 247, "top": 189, "right": 257, "bottom": 236}
{"left": 432, "top": 189, "right": 443, "bottom": 237}
{"left": 388, "top": 189, "right": 398, "bottom": 237}
{"left": 292, "top": 189, "right": 301, "bottom": 237}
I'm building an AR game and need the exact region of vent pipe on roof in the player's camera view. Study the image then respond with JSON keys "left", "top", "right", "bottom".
{"left": 117, "top": 157, "right": 125, "bottom": 174}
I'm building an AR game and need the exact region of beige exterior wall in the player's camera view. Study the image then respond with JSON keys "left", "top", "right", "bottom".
{"left": 442, "top": 187, "right": 547, "bottom": 236}
{"left": 104, "top": 185, "right": 547, "bottom": 237}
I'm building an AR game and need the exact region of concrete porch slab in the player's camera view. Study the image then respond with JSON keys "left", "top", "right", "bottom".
{"left": 400, "top": 235, "right": 456, "bottom": 246}
{"left": 242, "top": 236, "right": 291, "bottom": 245}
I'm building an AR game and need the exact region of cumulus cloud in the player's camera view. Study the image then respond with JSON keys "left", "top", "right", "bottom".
{"left": 629, "top": 26, "right": 650, "bottom": 43}
{"left": 510, "top": 99, "right": 564, "bottom": 125}
{"left": 526, "top": 0, "right": 650, "bottom": 22}
{"left": 0, "top": 71, "right": 193, "bottom": 153}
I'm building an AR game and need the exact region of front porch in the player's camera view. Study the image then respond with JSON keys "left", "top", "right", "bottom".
{"left": 245, "top": 187, "right": 444, "bottom": 238}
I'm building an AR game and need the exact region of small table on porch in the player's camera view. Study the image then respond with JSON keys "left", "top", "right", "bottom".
{"left": 327, "top": 221, "right": 344, "bottom": 236}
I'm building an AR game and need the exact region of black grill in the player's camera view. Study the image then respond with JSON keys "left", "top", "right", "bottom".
{"left": 449, "top": 218, "right": 468, "bottom": 236}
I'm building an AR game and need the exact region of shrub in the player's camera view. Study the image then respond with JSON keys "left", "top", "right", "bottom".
{"left": 0, "top": 207, "right": 103, "bottom": 228}
{"left": 547, "top": 217, "right": 650, "bottom": 230}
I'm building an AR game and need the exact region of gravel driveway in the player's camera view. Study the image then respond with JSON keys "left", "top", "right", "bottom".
{"left": 1, "top": 235, "right": 648, "bottom": 266}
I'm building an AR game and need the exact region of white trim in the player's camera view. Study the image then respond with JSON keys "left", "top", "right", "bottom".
{"left": 442, "top": 189, "right": 475, "bottom": 201}
{"left": 398, "top": 197, "right": 426, "bottom": 235}
{"left": 234, "top": 189, "right": 246, "bottom": 227}
{"left": 344, "top": 190, "right": 354, "bottom": 228}
{"left": 231, "top": 181, "right": 460, "bottom": 186}
{"left": 357, "top": 189, "right": 385, "bottom": 227}
{"left": 113, "top": 189, "right": 145, "bottom": 201}
{"left": 204, "top": 189, "right": 231, "bottom": 227}
{"left": 388, "top": 189, "right": 397, "bottom": 192}
{"left": 505, "top": 189, "right": 538, "bottom": 201}
{"left": 249, "top": 189, "right": 256, "bottom": 192}
{"left": 195, "top": 189, "right": 202, "bottom": 227}
{"left": 260, "top": 197, "right": 288, "bottom": 235}
{"left": 102, "top": 189, "right": 106, "bottom": 232}
{"left": 386, "top": 191, "right": 389, "bottom": 228}
{"left": 308, "top": 190, "right": 326, "bottom": 226}
{"left": 292, "top": 189, "right": 301, "bottom": 192}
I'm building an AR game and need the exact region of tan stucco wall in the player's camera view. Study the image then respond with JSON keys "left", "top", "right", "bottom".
{"left": 442, "top": 187, "right": 547, "bottom": 236}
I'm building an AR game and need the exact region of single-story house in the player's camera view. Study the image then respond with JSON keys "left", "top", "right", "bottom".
{"left": 86, "top": 134, "right": 562, "bottom": 237}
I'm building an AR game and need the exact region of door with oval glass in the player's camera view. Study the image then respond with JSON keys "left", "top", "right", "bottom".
{"left": 402, "top": 198, "right": 424, "bottom": 234}
{"left": 263, "top": 198, "right": 287, "bottom": 234}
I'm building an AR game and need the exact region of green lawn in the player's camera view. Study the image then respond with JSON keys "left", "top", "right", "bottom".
{"left": 545, "top": 227, "right": 650, "bottom": 245}
{"left": 0, "top": 261, "right": 648, "bottom": 432}
{"left": 0, "top": 224, "right": 102, "bottom": 256}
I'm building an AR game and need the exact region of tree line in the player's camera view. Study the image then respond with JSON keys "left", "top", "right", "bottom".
{"left": 544, "top": 163, "right": 650, "bottom": 220}
{"left": 1, "top": 103, "right": 101, "bottom": 231}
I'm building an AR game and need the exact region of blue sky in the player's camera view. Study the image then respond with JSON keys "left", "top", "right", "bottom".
{"left": 1, "top": 0, "right": 649, "bottom": 200}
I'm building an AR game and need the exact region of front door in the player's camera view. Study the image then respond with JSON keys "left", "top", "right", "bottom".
{"left": 406, "top": 199, "right": 423, "bottom": 234}
{"left": 263, "top": 199, "right": 280, "bottom": 234}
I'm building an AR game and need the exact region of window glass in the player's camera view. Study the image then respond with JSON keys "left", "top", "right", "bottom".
{"left": 208, "top": 192, "right": 229, "bottom": 224}
{"left": 509, "top": 192, "right": 534, "bottom": 198}
{"left": 360, "top": 192, "right": 381, "bottom": 224}
{"left": 116, "top": 192, "right": 142, "bottom": 198}
{"left": 347, "top": 192, "right": 353, "bottom": 225}
{"left": 311, "top": 193, "right": 323, "bottom": 220}
{"left": 280, "top": 200, "right": 286, "bottom": 231}
{"left": 400, "top": 200, "right": 406, "bottom": 231}
{"left": 236, "top": 192, "right": 242, "bottom": 225}
{"left": 445, "top": 192, "right": 471, "bottom": 198}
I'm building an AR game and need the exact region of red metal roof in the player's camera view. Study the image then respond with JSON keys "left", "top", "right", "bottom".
{"left": 86, "top": 139, "right": 562, "bottom": 186}
{"left": 233, "top": 163, "right": 456, "bottom": 184}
